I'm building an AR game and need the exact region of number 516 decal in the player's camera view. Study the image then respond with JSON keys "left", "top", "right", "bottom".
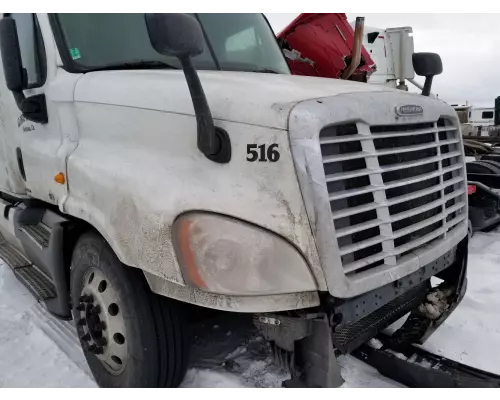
{"left": 246, "top": 144, "right": 280, "bottom": 162}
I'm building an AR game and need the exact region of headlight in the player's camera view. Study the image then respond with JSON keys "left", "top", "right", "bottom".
{"left": 172, "top": 213, "right": 317, "bottom": 296}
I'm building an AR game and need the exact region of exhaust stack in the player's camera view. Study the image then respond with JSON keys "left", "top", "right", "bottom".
{"left": 341, "top": 16, "right": 364, "bottom": 80}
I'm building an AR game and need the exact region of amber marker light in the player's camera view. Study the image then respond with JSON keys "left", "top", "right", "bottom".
{"left": 177, "top": 218, "right": 207, "bottom": 289}
{"left": 54, "top": 172, "right": 65, "bottom": 184}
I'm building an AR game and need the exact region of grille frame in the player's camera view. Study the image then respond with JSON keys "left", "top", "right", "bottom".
{"left": 288, "top": 91, "right": 468, "bottom": 299}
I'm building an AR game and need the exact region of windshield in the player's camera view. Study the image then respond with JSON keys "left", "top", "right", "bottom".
{"left": 54, "top": 13, "right": 290, "bottom": 74}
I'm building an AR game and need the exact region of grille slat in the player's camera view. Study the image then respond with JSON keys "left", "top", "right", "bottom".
{"left": 319, "top": 119, "right": 466, "bottom": 277}
{"left": 384, "top": 163, "right": 462, "bottom": 191}
{"left": 329, "top": 174, "right": 462, "bottom": 203}
{"left": 386, "top": 175, "right": 463, "bottom": 207}
{"left": 343, "top": 214, "right": 466, "bottom": 274}
{"left": 339, "top": 200, "right": 465, "bottom": 258}
{"left": 325, "top": 150, "right": 461, "bottom": 185}
{"left": 390, "top": 187, "right": 464, "bottom": 223}
{"left": 331, "top": 201, "right": 382, "bottom": 220}
{"left": 329, "top": 185, "right": 379, "bottom": 202}
{"left": 323, "top": 139, "right": 459, "bottom": 165}
{"left": 319, "top": 126, "right": 456, "bottom": 145}
{"left": 336, "top": 219, "right": 384, "bottom": 238}
{"left": 392, "top": 201, "right": 465, "bottom": 240}
{"left": 339, "top": 234, "right": 386, "bottom": 256}
{"left": 335, "top": 187, "right": 464, "bottom": 239}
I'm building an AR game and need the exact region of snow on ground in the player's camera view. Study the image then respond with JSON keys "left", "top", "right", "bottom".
{"left": 0, "top": 230, "right": 499, "bottom": 387}
{"left": 418, "top": 231, "right": 500, "bottom": 375}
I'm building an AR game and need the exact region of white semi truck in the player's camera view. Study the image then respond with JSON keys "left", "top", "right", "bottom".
{"left": 0, "top": 13, "right": 469, "bottom": 387}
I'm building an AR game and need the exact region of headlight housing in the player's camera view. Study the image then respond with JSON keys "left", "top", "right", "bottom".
{"left": 172, "top": 213, "right": 317, "bottom": 296}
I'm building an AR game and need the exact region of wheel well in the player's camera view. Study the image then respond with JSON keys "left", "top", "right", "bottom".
{"left": 62, "top": 218, "right": 97, "bottom": 291}
{"left": 60, "top": 219, "right": 214, "bottom": 325}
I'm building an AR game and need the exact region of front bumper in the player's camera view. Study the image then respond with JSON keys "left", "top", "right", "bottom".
{"left": 254, "top": 237, "right": 468, "bottom": 387}
{"left": 329, "top": 236, "right": 468, "bottom": 352}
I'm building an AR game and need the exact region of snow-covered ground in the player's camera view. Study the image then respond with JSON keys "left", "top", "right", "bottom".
{"left": 0, "top": 231, "right": 499, "bottom": 388}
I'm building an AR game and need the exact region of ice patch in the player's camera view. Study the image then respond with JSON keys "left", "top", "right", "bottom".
{"left": 368, "top": 338, "right": 383, "bottom": 349}
{"left": 181, "top": 369, "right": 243, "bottom": 388}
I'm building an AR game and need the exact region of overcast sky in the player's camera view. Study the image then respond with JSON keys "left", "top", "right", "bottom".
{"left": 265, "top": 14, "right": 497, "bottom": 108}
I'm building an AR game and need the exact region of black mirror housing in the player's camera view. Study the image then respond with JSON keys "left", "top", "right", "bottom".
{"left": 412, "top": 52, "right": 442, "bottom": 97}
{"left": 0, "top": 17, "right": 26, "bottom": 92}
{"left": 0, "top": 16, "right": 47, "bottom": 123}
{"left": 412, "top": 52, "right": 443, "bottom": 77}
{"left": 144, "top": 13, "right": 204, "bottom": 59}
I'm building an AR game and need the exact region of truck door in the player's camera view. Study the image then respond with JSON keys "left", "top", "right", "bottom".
{"left": 5, "top": 13, "right": 68, "bottom": 205}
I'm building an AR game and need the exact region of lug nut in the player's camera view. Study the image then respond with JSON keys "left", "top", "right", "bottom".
{"left": 95, "top": 321, "right": 107, "bottom": 331}
{"left": 76, "top": 304, "right": 85, "bottom": 311}
{"left": 84, "top": 295, "right": 94, "bottom": 303}
{"left": 77, "top": 318, "right": 87, "bottom": 326}
{"left": 91, "top": 305, "right": 101, "bottom": 315}
{"left": 94, "top": 346, "right": 104, "bottom": 355}
{"left": 88, "top": 344, "right": 97, "bottom": 353}
{"left": 96, "top": 337, "right": 107, "bottom": 347}
{"left": 79, "top": 295, "right": 87, "bottom": 302}
{"left": 80, "top": 333, "right": 91, "bottom": 342}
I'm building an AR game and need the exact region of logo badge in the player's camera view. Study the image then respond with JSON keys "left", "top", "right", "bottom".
{"left": 395, "top": 105, "right": 424, "bottom": 116}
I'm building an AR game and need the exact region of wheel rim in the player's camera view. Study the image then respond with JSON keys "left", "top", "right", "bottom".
{"left": 77, "top": 267, "right": 127, "bottom": 375}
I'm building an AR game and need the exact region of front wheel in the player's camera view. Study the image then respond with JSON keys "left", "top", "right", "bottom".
{"left": 70, "top": 232, "right": 189, "bottom": 387}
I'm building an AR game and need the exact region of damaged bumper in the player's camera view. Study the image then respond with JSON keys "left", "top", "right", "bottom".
{"left": 254, "top": 237, "right": 468, "bottom": 387}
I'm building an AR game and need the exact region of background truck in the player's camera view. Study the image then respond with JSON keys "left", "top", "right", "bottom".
{"left": 0, "top": 13, "right": 469, "bottom": 388}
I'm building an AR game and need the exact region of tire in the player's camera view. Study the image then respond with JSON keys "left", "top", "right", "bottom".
{"left": 70, "top": 232, "right": 189, "bottom": 387}
{"left": 480, "top": 159, "right": 500, "bottom": 172}
{"left": 466, "top": 160, "right": 500, "bottom": 175}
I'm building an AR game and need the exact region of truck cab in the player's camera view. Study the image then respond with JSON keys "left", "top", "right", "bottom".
{"left": 0, "top": 13, "right": 468, "bottom": 388}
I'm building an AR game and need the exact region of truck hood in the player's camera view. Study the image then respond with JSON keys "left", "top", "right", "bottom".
{"left": 74, "top": 70, "right": 392, "bottom": 129}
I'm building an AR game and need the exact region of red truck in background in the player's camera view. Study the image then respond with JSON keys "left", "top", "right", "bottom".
{"left": 276, "top": 13, "right": 375, "bottom": 82}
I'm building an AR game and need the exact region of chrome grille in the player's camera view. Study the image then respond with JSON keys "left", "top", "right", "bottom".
{"left": 320, "top": 119, "right": 466, "bottom": 277}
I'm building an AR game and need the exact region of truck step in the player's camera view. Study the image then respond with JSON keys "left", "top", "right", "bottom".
{"left": 0, "top": 233, "right": 56, "bottom": 301}
{"left": 20, "top": 223, "right": 51, "bottom": 248}
{"left": 352, "top": 335, "right": 500, "bottom": 388}
{"left": 0, "top": 239, "right": 31, "bottom": 268}
{"left": 13, "top": 265, "right": 57, "bottom": 301}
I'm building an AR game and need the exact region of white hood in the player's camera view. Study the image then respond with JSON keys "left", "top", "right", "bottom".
{"left": 74, "top": 70, "right": 394, "bottom": 129}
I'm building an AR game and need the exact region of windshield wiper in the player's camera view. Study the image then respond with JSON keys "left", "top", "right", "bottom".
{"left": 93, "top": 60, "right": 178, "bottom": 71}
{"left": 251, "top": 68, "right": 281, "bottom": 74}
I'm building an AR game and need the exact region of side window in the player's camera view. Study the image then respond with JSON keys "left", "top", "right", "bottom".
{"left": 10, "top": 13, "right": 46, "bottom": 88}
{"left": 482, "top": 111, "right": 494, "bottom": 119}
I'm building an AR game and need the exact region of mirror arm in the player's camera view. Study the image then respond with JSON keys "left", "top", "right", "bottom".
{"left": 179, "top": 56, "right": 218, "bottom": 155}
{"left": 422, "top": 76, "right": 433, "bottom": 97}
{"left": 179, "top": 56, "right": 231, "bottom": 163}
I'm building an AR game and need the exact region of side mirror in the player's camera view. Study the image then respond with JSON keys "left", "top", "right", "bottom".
{"left": 145, "top": 13, "right": 230, "bottom": 163}
{"left": 0, "top": 16, "right": 48, "bottom": 124}
{"left": 412, "top": 52, "right": 442, "bottom": 97}
{"left": 0, "top": 17, "right": 26, "bottom": 92}
{"left": 145, "top": 13, "right": 204, "bottom": 59}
